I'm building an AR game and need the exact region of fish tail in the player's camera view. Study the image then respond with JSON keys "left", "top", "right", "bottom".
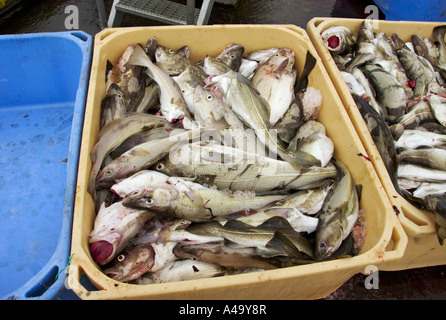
{"left": 436, "top": 224, "right": 446, "bottom": 246}
{"left": 279, "top": 149, "right": 321, "bottom": 168}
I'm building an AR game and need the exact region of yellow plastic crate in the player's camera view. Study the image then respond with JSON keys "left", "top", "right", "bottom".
{"left": 307, "top": 18, "right": 446, "bottom": 271}
{"left": 68, "top": 24, "right": 406, "bottom": 299}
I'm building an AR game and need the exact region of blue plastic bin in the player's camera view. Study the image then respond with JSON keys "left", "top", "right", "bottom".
{"left": 0, "top": 31, "right": 92, "bottom": 299}
{"left": 374, "top": 0, "right": 446, "bottom": 21}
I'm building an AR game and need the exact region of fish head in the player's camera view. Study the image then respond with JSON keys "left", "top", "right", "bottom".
{"left": 155, "top": 45, "right": 189, "bottom": 75}
{"left": 89, "top": 233, "right": 122, "bottom": 265}
{"left": 193, "top": 85, "right": 227, "bottom": 124}
{"left": 216, "top": 43, "right": 245, "bottom": 71}
{"left": 111, "top": 170, "right": 170, "bottom": 198}
{"left": 203, "top": 55, "right": 232, "bottom": 76}
{"left": 122, "top": 185, "right": 178, "bottom": 212}
{"left": 358, "top": 20, "right": 374, "bottom": 42}
{"left": 95, "top": 163, "right": 128, "bottom": 189}
{"left": 103, "top": 243, "right": 155, "bottom": 282}
{"left": 321, "top": 26, "right": 355, "bottom": 55}
{"left": 89, "top": 202, "right": 154, "bottom": 265}
{"left": 152, "top": 161, "right": 171, "bottom": 175}
{"left": 265, "top": 48, "right": 295, "bottom": 73}
{"left": 144, "top": 36, "right": 158, "bottom": 61}
{"left": 314, "top": 223, "right": 343, "bottom": 260}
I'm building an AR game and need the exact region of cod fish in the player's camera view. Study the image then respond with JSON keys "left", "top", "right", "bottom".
{"left": 373, "top": 32, "right": 413, "bottom": 99}
{"left": 392, "top": 33, "right": 435, "bottom": 98}
{"left": 89, "top": 202, "right": 155, "bottom": 265}
{"left": 88, "top": 112, "right": 169, "bottom": 197}
{"left": 216, "top": 43, "right": 245, "bottom": 71}
{"left": 158, "top": 141, "right": 337, "bottom": 193}
{"left": 95, "top": 129, "right": 192, "bottom": 189}
{"left": 244, "top": 47, "right": 281, "bottom": 66}
{"left": 350, "top": 67, "right": 385, "bottom": 116}
{"left": 429, "top": 94, "right": 446, "bottom": 127}
{"left": 362, "top": 63, "right": 408, "bottom": 124}
{"left": 193, "top": 85, "right": 255, "bottom": 150}
{"left": 112, "top": 170, "right": 286, "bottom": 222}
{"left": 287, "top": 120, "right": 334, "bottom": 168}
{"left": 128, "top": 44, "right": 195, "bottom": 129}
{"left": 209, "top": 70, "right": 320, "bottom": 168}
{"left": 186, "top": 216, "right": 313, "bottom": 259}
{"left": 106, "top": 44, "right": 145, "bottom": 109}
{"left": 397, "top": 164, "right": 446, "bottom": 183}
{"left": 136, "top": 260, "right": 227, "bottom": 284}
{"left": 173, "top": 242, "right": 279, "bottom": 270}
{"left": 224, "top": 188, "right": 331, "bottom": 234}
{"left": 172, "top": 66, "right": 206, "bottom": 115}
{"left": 251, "top": 48, "right": 298, "bottom": 126}
{"left": 390, "top": 98, "right": 434, "bottom": 140}
{"left": 100, "top": 83, "right": 128, "bottom": 129}
{"left": 395, "top": 129, "right": 446, "bottom": 150}
{"left": 353, "top": 95, "right": 398, "bottom": 190}
{"left": 202, "top": 55, "right": 233, "bottom": 76}
{"left": 155, "top": 43, "right": 206, "bottom": 79}
{"left": 109, "top": 126, "right": 174, "bottom": 159}
{"left": 398, "top": 147, "right": 446, "bottom": 171}
{"left": 103, "top": 241, "right": 178, "bottom": 282}
{"left": 314, "top": 158, "right": 359, "bottom": 260}
{"left": 274, "top": 51, "right": 318, "bottom": 143}
{"left": 412, "top": 34, "right": 446, "bottom": 81}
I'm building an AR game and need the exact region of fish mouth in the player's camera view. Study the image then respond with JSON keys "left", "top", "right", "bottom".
{"left": 90, "top": 240, "right": 114, "bottom": 263}
{"left": 327, "top": 35, "right": 340, "bottom": 51}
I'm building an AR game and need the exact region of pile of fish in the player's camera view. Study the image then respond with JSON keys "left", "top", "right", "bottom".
{"left": 87, "top": 37, "right": 363, "bottom": 284}
{"left": 321, "top": 21, "right": 446, "bottom": 243}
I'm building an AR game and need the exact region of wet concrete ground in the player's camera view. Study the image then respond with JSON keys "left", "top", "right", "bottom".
{"left": 0, "top": 0, "right": 445, "bottom": 300}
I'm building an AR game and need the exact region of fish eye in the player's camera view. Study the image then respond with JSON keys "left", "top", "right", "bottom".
{"left": 206, "top": 95, "right": 213, "bottom": 101}
{"left": 230, "top": 54, "right": 236, "bottom": 60}
{"left": 145, "top": 197, "right": 154, "bottom": 206}
{"left": 156, "top": 163, "right": 164, "bottom": 171}
{"left": 117, "top": 254, "right": 125, "bottom": 262}
{"left": 169, "top": 49, "right": 175, "bottom": 54}
{"left": 106, "top": 170, "right": 112, "bottom": 176}
{"left": 319, "top": 242, "right": 327, "bottom": 248}
{"left": 275, "top": 53, "right": 280, "bottom": 56}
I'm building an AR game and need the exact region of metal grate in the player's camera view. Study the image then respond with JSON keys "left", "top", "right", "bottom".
{"left": 116, "top": 0, "right": 200, "bottom": 25}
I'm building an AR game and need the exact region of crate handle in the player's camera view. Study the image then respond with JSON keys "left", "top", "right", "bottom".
{"left": 68, "top": 262, "right": 101, "bottom": 299}
{"left": 397, "top": 202, "right": 436, "bottom": 238}
{"left": 379, "top": 218, "right": 408, "bottom": 262}
{"left": 96, "top": 29, "right": 118, "bottom": 42}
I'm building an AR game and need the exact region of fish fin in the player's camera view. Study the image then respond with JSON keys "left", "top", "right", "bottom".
{"left": 224, "top": 220, "right": 254, "bottom": 229}
{"left": 355, "top": 184, "right": 363, "bottom": 202}
{"left": 144, "top": 37, "right": 158, "bottom": 62}
{"left": 258, "top": 216, "right": 294, "bottom": 230}
{"left": 184, "top": 189, "right": 214, "bottom": 217}
{"left": 275, "top": 58, "right": 289, "bottom": 75}
{"left": 280, "top": 149, "right": 321, "bottom": 168}
{"left": 267, "top": 231, "right": 303, "bottom": 259}
{"left": 295, "top": 51, "right": 317, "bottom": 93}
{"left": 262, "top": 207, "right": 292, "bottom": 218}
{"left": 176, "top": 46, "right": 190, "bottom": 59}
{"left": 156, "top": 224, "right": 171, "bottom": 245}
